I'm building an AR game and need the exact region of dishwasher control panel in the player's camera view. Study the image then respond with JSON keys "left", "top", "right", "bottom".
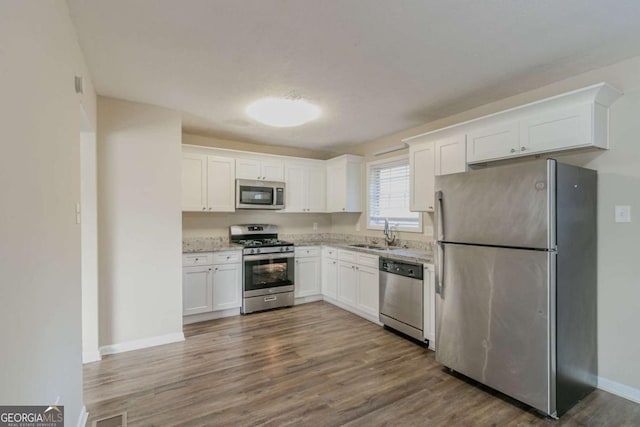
{"left": 379, "top": 257, "right": 423, "bottom": 280}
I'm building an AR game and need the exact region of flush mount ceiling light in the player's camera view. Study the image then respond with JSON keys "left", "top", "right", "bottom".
{"left": 245, "top": 97, "right": 321, "bottom": 127}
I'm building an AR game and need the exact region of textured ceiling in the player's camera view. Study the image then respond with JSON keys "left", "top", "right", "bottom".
{"left": 67, "top": 0, "right": 640, "bottom": 151}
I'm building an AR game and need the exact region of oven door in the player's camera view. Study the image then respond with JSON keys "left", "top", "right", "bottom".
{"left": 243, "top": 252, "right": 294, "bottom": 297}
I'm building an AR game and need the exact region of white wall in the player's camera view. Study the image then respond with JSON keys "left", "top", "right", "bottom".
{"left": 0, "top": 1, "right": 96, "bottom": 424}
{"left": 344, "top": 56, "right": 640, "bottom": 401}
{"left": 98, "top": 96, "right": 184, "bottom": 350}
{"left": 81, "top": 131, "right": 100, "bottom": 363}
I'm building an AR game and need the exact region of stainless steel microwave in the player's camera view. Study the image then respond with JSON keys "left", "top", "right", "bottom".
{"left": 236, "top": 179, "right": 285, "bottom": 210}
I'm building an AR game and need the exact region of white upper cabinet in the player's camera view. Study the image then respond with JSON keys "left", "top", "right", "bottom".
{"left": 182, "top": 153, "right": 208, "bottom": 212}
{"left": 236, "top": 158, "right": 284, "bottom": 181}
{"left": 206, "top": 156, "right": 236, "bottom": 212}
{"left": 326, "top": 155, "right": 363, "bottom": 213}
{"left": 284, "top": 160, "right": 326, "bottom": 213}
{"left": 182, "top": 153, "right": 235, "bottom": 212}
{"left": 465, "top": 83, "right": 621, "bottom": 164}
{"left": 467, "top": 121, "right": 520, "bottom": 163}
{"left": 408, "top": 140, "right": 435, "bottom": 212}
{"left": 406, "top": 132, "right": 467, "bottom": 212}
{"left": 435, "top": 134, "right": 467, "bottom": 176}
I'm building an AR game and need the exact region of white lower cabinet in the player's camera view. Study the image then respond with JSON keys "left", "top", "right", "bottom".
{"left": 321, "top": 257, "right": 338, "bottom": 299}
{"left": 295, "top": 255, "right": 322, "bottom": 298}
{"left": 212, "top": 263, "right": 242, "bottom": 311}
{"left": 356, "top": 265, "right": 379, "bottom": 318}
{"left": 423, "top": 263, "right": 436, "bottom": 346}
{"left": 182, "top": 251, "right": 241, "bottom": 318}
{"left": 337, "top": 261, "right": 358, "bottom": 306}
{"left": 329, "top": 249, "right": 380, "bottom": 322}
{"left": 182, "top": 265, "right": 213, "bottom": 316}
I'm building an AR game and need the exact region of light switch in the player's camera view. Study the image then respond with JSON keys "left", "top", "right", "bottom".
{"left": 313, "top": 222, "right": 318, "bottom": 231}
{"left": 615, "top": 205, "right": 631, "bottom": 223}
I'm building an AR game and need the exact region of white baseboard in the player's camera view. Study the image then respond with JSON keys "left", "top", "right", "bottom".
{"left": 99, "top": 332, "right": 185, "bottom": 356}
{"left": 322, "top": 296, "right": 382, "bottom": 326}
{"left": 295, "top": 294, "right": 323, "bottom": 305}
{"left": 82, "top": 350, "right": 101, "bottom": 364}
{"left": 77, "top": 405, "right": 88, "bottom": 427}
{"left": 597, "top": 376, "right": 640, "bottom": 404}
{"left": 183, "top": 308, "right": 241, "bottom": 324}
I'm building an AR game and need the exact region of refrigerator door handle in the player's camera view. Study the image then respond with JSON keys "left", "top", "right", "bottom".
{"left": 435, "top": 241, "right": 444, "bottom": 295}
{"left": 436, "top": 191, "right": 444, "bottom": 241}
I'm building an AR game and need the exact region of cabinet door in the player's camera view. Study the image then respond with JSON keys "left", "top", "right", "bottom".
{"left": 235, "top": 158, "right": 261, "bottom": 180}
{"left": 520, "top": 103, "right": 592, "bottom": 155}
{"left": 183, "top": 265, "right": 213, "bottom": 315}
{"left": 207, "top": 156, "right": 236, "bottom": 212}
{"left": 466, "top": 121, "right": 519, "bottom": 163}
{"left": 326, "top": 163, "right": 346, "bottom": 212}
{"left": 322, "top": 258, "right": 338, "bottom": 299}
{"left": 212, "top": 263, "right": 241, "bottom": 311}
{"left": 424, "top": 264, "right": 436, "bottom": 344}
{"left": 435, "top": 134, "right": 467, "bottom": 176}
{"left": 356, "top": 265, "right": 379, "bottom": 318}
{"left": 284, "top": 163, "right": 306, "bottom": 212}
{"left": 409, "top": 142, "right": 435, "bottom": 212}
{"left": 337, "top": 261, "right": 357, "bottom": 307}
{"left": 306, "top": 164, "right": 326, "bottom": 212}
{"left": 182, "top": 153, "right": 207, "bottom": 212}
{"left": 295, "top": 257, "right": 322, "bottom": 298}
{"left": 261, "top": 159, "right": 285, "bottom": 181}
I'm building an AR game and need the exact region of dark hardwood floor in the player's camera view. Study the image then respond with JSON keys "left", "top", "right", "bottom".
{"left": 84, "top": 302, "right": 640, "bottom": 426}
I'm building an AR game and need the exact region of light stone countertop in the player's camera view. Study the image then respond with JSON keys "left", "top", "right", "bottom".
{"left": 183, "top": 234, "right": 433, "bottom": 264}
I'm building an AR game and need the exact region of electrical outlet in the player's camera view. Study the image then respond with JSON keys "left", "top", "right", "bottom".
{"left": 313, "top": 222, "right": 318, "bottom": 231}
{"left": 615, "top": 205, "right": 631, "bottom": 223}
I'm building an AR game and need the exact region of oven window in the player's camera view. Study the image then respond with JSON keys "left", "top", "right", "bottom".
{"left": 245, "top": 258, "right": 293, "bottom": 290}
{"left": 240, "top": 186, "right": 274, "bottom": 205}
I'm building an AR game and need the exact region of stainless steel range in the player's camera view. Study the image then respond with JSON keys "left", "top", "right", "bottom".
{"left": 230, "top": 224, "right": 295, "bottom": 314}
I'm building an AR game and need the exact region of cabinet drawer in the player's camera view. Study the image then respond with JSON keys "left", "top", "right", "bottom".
{"left": 212, "top": 251, "right": 242, "bottom": 264}
{"left": 338, "top": 249, "right": 358, "bottom": 263}
{"left": 357, "top": 253, "right": 379, "bottom": 268}
{"left": 295, "top": 247, "right": 321, "bottom": 258}
{"left": 182, "top": 253, "right": 213, "bottom": 266}
{"left": 323, "top": 247, "right": 338, "bottom": 259}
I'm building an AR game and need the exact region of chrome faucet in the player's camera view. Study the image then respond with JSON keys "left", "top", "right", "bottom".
{"left": 384, "top": 218, "right": 397, "bottom": 246}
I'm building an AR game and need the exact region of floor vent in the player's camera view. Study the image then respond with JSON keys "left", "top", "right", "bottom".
{"left": 93, "top": 412, "right": 127, "bottom": 427}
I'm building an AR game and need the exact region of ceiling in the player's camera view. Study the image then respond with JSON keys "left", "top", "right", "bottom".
{"left": 67, "top": 0, "right": 640, "bottom": 152}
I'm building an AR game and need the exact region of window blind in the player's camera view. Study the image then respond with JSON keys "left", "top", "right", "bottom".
{"left": 368, "top": 159, "right": 420, "bottom": 229}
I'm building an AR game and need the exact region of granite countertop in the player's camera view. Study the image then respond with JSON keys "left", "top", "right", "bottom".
{"left": 294, "top": 241, "right": 433, "bottom": 264}
{"left": 183, "top": 235, "right": 433, "bottom": 264}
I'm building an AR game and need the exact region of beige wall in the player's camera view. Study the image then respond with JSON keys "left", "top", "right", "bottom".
{"left": 341, "top": 56, "right": 640, "bottom": 399}
{"left": 183, "top": 133, "right": 335, "bottom": 160}
{"left": 183, "top": 211, "right": 331, "bottom": 238}
{"left": 98, "top": 97, "right": 183, "bottom": 348}
{"left": 0, "top": 1, "right": 97, "bottom": 423}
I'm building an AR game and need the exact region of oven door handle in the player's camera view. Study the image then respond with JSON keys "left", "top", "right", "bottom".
{"left": 244, "top": 252, "right": 295, "bottom": 261}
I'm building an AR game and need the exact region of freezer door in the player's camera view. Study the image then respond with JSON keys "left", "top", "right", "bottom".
{"left": 435, "top": 243, "right": 555, "bottom": 415}
{"left": 435, "top": 159, "right": 555, "bottom": 249}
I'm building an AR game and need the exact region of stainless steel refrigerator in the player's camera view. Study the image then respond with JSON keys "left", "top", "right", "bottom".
{"left": 434, "top": 159, "right": 597, "bottom": 418}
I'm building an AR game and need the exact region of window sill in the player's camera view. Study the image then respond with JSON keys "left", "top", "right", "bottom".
{"left": 367, "top": 225, "right": 423, "bottom": 234}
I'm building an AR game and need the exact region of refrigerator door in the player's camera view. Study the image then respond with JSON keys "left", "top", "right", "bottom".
{"left": 435, "top": 243, "right": 555, "bottom": 415}
{"left": 435, "top": 159, "right": 555, "bottom": 250}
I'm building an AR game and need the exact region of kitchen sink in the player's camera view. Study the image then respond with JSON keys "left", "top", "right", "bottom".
{"left": 348, "top": 243, "right": 385, "bottom": 250}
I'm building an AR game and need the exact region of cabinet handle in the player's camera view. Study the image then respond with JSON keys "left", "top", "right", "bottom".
{"left": 356, "top": 266, "right": 359, "bottom": 270}
{"left": 208, "top": 268, "right": 212, "bottom": 271}
{"left": 510, "top": 148, "right": 516, "bottom": 153}
{"left": 521, "top": 146, "right": 527, "bottom": 152}
{"left": 333, "top": 261, "right": 336, "bottom": 264}
{"left": 342, "top": 208, "right": 346, "bottom": 211}
{"left": 202, "top": 207, "right": 206, "bottom": 210}
{"left": 214, "top": 267, "right": 218, "bottom": 271}
{"left": 208, "top": 207, "right": 212, "bottom": 210}
{"left": 428, "top": 205, "right": 434, "bottom": 210}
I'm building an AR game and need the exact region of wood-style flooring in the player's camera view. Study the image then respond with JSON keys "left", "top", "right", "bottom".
{"left": 84, "top": 302, "right": 640, "bottom": 426}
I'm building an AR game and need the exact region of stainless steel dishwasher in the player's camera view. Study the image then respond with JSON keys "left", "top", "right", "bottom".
{"left": 379, "top": 257, "right": 425, "bottom": 342}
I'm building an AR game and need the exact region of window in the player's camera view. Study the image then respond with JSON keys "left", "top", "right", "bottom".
{"left": 367, "top": 156, "right": 421, "bottom": 232}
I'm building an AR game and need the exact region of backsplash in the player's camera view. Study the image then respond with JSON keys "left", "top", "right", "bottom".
{"left": 183, "top": 233, "right": 433, "bottom": 253}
